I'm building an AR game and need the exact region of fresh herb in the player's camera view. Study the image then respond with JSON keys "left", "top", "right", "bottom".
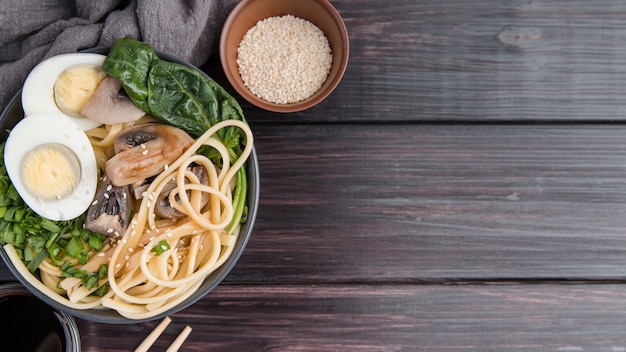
{"left": 98, "top": 39, "right": 158, "bottom": 111}
{"left": 91, "top": 284, "right": 110, "bottom": 297}
{"left": 226, "top": 166, "right": 248, "bottom": 234}
{"left": 60, "top": 261, "right": 109, "bottom": 293}
{"left": 103, "top": 37, "right": 251, "bottom": 233}
{"left": 151, "top": 239, "right": 171, "bottom": 256}
{"left": 103, "top": 38, "right": 247, "bottom": 149}
{"left": 0, "top": 143, "right": 104, "bottom": 272}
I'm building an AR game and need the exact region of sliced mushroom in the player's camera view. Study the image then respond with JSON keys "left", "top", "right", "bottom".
{"left": 85, "top": 176, "right": 132, "bottom": 237}
{"left": 130, "top": 176, "right": 155, "bottom": 200}
{"left": 105, "top": 123, "right": 194, "bottom": 186}
{"left": 155, "top": 165, "right": 210, "bottom": 219}
{"left": 80, "top": 76, "right": 145, "bottom": 124}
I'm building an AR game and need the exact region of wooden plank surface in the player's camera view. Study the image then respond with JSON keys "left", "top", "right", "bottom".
{"left": 75, "top": 283, "right": 626, "bottom": 351}
{"left": 203, "top": 0, "right": 626, "bottom": 124}
{"left": 2, "top": 121, "right": 626, "bottom": 350}
{"left": 2, "top": 123, "right": 626, "bottom": 284}
{"left": 4, "top": 0, "right": 626, "bottom": 350}
{"left": 224, "top": 123, "right": 626, "bottom": 282}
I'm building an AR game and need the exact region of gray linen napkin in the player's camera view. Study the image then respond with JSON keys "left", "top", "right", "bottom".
{"left": 0, "top": 0, "right": 239, "bottom": 111}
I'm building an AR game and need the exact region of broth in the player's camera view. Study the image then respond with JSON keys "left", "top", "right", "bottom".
{"left": 0, "top": 292, "right": 65, "bottom": 352}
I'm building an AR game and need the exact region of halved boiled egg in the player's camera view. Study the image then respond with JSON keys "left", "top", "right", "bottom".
{"left": 4, "top": 112, "right": 98, "bottom": 221}
{"left": 21, "top": 53, "right": 107, "bottom": 131}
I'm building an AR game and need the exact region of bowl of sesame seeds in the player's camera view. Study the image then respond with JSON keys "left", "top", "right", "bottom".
{"left": 220, "top": 0, "right": 349, "bottom": 113}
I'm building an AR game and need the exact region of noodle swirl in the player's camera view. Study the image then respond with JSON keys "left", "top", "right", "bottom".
{"left": 8, "top": 119, "right": 254, "bottom": 320}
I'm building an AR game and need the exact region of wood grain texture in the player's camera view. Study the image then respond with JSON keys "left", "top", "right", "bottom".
{"left": 3, "top": 1, "right": 626, "bottom": 350}
{"left": 204, "top": 0, "right": 626, "bottom": 123}
{"left": 223, "top": 123, "right": 626, "bottom": 282}
{"left": 76, "top": 283, "right": 626, "bottom": 351}
{"left": 1, "top": 123, "right": 626, "bottom": 283}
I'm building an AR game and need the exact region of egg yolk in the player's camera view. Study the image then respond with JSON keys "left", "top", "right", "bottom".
{"left": 20, "top": 144, "right": 81, "bottom": 201}
{"left": 53, "top": 64, "right": 106, "bottom": 118}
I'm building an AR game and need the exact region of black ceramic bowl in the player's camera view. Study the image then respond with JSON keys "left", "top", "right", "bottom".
{"left": 0, "top": 47, "right": 259, "bottom": 324}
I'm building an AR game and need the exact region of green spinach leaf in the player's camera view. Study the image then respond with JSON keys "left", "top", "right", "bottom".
{"left": 102, "top": 38, "right": 247, "bottom": 162}
{"left": 102, "top": 38, "right": 250, "bottom": 233}
{"left": 101, "top": 37, "right": 158, "bottom": 111}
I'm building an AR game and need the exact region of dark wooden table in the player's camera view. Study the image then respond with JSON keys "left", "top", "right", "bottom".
{"left": 5, "top": 0, "right": 626, "bottom": 350}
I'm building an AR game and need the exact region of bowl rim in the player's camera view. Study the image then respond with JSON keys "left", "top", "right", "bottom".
{"left": 0, "top": 282, "right": 81, "bottom": 351}
{"left": 0, "top": 47, "right": 260, "bottom": 324}
{"left": 219, "top": 0, "right": 350, "bottom": 113}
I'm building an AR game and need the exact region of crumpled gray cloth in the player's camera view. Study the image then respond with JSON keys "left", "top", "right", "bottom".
{"left": 0, "top": 0, "right": 239, "bottom": 111}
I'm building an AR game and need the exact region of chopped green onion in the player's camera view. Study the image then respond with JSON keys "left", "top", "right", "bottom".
{"left": 45, "top": 232, "right": 60, "bottom": 249}
{"left": 14, "top": 207, "right": 26, "bottom": 222}
{"left": 40, "top": 219, "right": 61, "bottom": 233}
{"left": 6, "top": 185, "right": 19, "bottom": 201}
{"left": 83, "top": 274, "right": 98, "bottom": 290}
{"left": 26, "top": 250, "right": 50, "bottom": 272}
{"left": 61, "top": 265, "right": 87, "bottom": 279}
{"left": 151, "top": 240, "right": 171, "bottom": 256}
{"left": 91, "top": 284, "right": 109, "bottom": 297}
{"left": 65, "top": 236, "right": 84, "bottom": 258}
{"left": 97, "top": 264, "right": 108, "bottom": 280}
{"left": 48, "top": 245, "right": 65, "bottom": 265}
{"left": 23, "top": 245, "right": 34, "bottom": 262}
{"left": 4, "top": 206, "right": 16, "bottom": 221}
{"left": 88, "top": 234, "right": 104, "bottom": 252}
{"left": 76, "top": 252, "right": 88, "bottom": 265}
{"left": 60, "top": 261, "right": 109, "bottom": 291}
{"left": 60, "top": 261, "right": 72, "bottom": 271}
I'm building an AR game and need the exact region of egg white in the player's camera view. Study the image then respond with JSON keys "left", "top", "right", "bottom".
{"left": 5, "top": 113, "right": 98, "bottom": 221}
{"left": 21, "top": 53, "right": 107, "bottom": 131}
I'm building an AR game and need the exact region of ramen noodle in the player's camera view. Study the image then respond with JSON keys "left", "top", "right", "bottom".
{"left": 5, "top": 118, "right": 253, "bottom": 319}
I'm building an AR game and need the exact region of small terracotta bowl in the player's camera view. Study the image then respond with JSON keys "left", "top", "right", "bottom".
{"left": 220, "top": 0, "right": 349, "bottom": 113}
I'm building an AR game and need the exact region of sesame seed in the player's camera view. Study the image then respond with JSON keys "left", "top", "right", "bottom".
{"left": 237, "top": 14, "right": 332, "bottom": 104}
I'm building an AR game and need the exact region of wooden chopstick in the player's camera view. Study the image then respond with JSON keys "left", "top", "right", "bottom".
{"left": 134, "top": 317, "right": 193, "bottom": 352}
{"left": 165, "top": 325, "right": 193, "bottom": 352}
{"left": 134, "top": 316, "right": 172, "bottom": 352}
